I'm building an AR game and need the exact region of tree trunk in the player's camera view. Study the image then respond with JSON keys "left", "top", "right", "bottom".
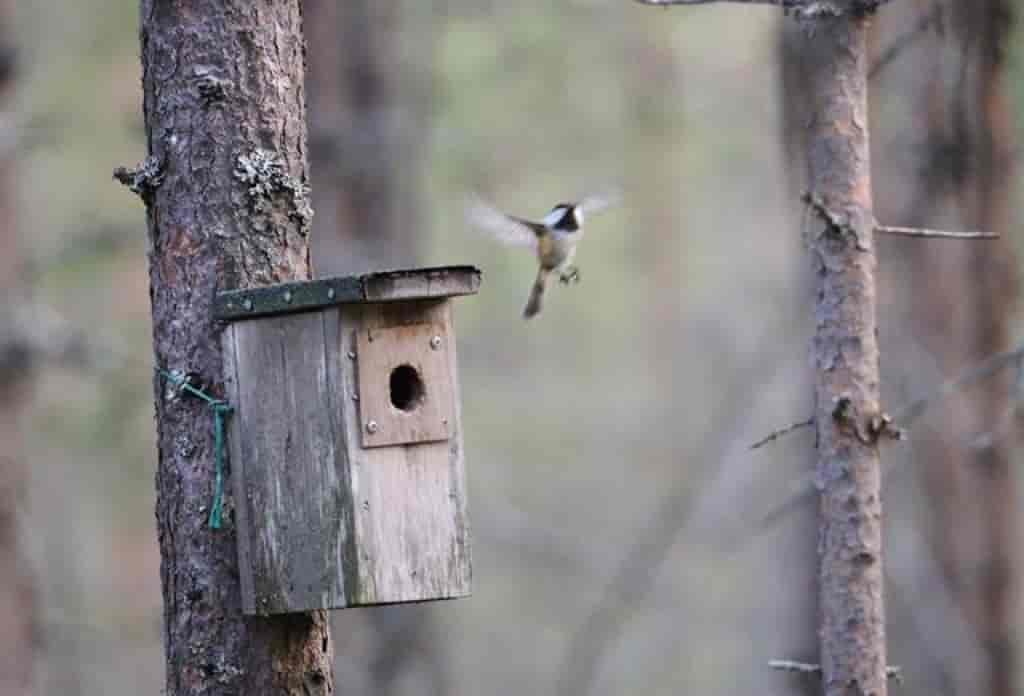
{"left": 0, "top": 0, "right": 38, "bottom": 692}
{"left": 900, "top": 3, "right": 1018, "bottom": 694}
{"left": 800, "top": 8, "right": 888, "bottom": 696}
{"left": 129, "top": 3, "right": 331, "bottom": 694}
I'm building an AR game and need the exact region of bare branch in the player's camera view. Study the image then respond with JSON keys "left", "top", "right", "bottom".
{"left": 769, "top": 660, "right": 904, "bottom": 684}
{"left": 749, "top": 417, "right": 814, "bottom": 450}
{"left": 876, "top": 225, "right": 998, "bottom": 240}
{"left": 805, "top": 192, "right": 997, "bottom": 240}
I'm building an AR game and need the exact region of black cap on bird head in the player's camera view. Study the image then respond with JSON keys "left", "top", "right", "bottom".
{"left": 544, "top": 202, "right": 582, "bottom": 231}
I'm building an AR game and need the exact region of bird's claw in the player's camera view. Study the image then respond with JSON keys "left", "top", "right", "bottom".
{"left": 559, "top": 267, "right": 580, "bottom": 286}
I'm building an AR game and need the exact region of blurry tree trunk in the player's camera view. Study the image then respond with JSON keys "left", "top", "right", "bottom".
{"left": 304, "top": 2, "right": 447, "bottom": 695}
{"left": 779, "top": 21, "right": 812, "bottom": 194}
{"left": 799, "top": 8, "right": 888, "bottom": 696}
{"left": 126, "top": 3, "right": 332, "bottom": 694}
{"left": 306, "top": 0, "right": 432, "bottom": 277}
{"left": 0, "top": 3, "right": 38, "bottom": 694}
{"left": 900, "top": 3, "right": 1019, "bottom": 695}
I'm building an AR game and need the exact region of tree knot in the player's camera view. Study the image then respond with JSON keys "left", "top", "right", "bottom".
{"left": 831, "top": 394, "right": 904, "bottom": 445}
{"left": 113, "top": 155, "right": 164, "bottom": 204}
{"left": 802, "top": 191, "right": 870, "bottom": 252}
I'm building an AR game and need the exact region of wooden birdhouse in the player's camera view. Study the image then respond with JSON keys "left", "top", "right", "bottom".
{"left": 214, "top": 266, "right": 480, "bottom": 615}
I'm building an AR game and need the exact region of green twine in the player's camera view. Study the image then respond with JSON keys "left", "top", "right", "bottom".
{"left": 156, "top": 367, "right": 233, "bottom": 529}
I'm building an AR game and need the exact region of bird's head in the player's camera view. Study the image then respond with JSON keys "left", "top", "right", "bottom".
{"left": 543, "top": 203, "right": 583, "bottom": 231}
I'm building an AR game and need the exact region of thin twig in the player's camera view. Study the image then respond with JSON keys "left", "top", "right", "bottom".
{"left": 803, "top": 190, "right": 998, "bottom": 240}
{"left": 876, "top": 225, "right": 998, "bottom": 240}
{"left": 769, "top": 660, "right": 904, "bottom": 684}
{"left": 749, "top": 417, "right": 814, "bottom": 450}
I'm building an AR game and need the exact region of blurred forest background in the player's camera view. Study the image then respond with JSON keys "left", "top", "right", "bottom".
{"left": 3, "top": 0, "right": 1024, "bottom": 695}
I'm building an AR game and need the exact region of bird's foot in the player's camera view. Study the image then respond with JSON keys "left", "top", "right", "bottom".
{"left": 559, "top": 266, "right": 580, "bottom": 286}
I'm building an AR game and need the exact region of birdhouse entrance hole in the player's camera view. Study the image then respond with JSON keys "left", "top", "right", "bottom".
{"left": 390, "top": 364, "right": 425, "bottom": 412}
{"left": 214, "top": 266, "right": 480, "bottom": 614}
{"left": 356, "top": 321, "right": 454, "bottom": 448}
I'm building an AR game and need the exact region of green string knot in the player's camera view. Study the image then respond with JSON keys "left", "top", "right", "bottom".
{"left": 156, "top": 367, "right": 233, "bottom": 529}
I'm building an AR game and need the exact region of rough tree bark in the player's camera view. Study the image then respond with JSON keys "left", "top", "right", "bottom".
{"left": 120, "top": 3, "right": 332, "bottom": 694}
{"left": 635, "top": 1, "right": 889, "bottom": 692}
{"left": 0, "top": 2, "right": 39, "bottom": 693}
{"left": 898, "top": 3, "right": 1019, "bottom": 694}
{"left": 800, "top": 8, "right": 888, "bottom": 695}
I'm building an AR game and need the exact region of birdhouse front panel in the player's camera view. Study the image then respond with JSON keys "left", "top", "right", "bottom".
{"left": 217, "top": 267, "right": 478, "bottom": 615}
{"left": 355, "top": 319, "right": 454, "bottom": 448}
{"left": 335, "top": 299, "right": 470, "bottom": 605}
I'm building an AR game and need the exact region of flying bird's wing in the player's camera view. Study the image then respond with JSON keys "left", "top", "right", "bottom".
{"left": 465, "top": 195, "right": 542, "bottom": 249}
{"left": 578, "top": 188, "right": 622, "bottom": 215}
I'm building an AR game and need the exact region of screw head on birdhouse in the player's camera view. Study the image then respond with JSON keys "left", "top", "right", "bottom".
{"left": 214, "top": 266, "right": 480, "bottom": 615}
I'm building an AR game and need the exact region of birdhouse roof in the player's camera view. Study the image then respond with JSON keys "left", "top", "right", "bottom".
{"left": 214, "top": 265, "right": 482, "bottom": 322}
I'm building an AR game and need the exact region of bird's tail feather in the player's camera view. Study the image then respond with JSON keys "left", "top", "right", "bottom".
{"left": 523, "top": 269, "right": 548, "bottom": 319}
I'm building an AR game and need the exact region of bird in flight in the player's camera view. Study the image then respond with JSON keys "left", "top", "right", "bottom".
{"left": 466, "top": 191, "right": 618, "bottom": 318}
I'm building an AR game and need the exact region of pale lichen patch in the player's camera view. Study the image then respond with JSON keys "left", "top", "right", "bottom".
{"left": 234, "top": 148, "right": 313, "bottom": 226}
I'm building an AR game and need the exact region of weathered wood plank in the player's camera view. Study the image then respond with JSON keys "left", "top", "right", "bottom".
{"left": 321, "top": 308, "right": 361, "bottom": 607}
{"left": 337, "top": 300, "right": 472, "bottom": 605}
{"left": 221, "top": 324, "right": 254, "bottom": 611}
{"left": 361, "top": 266, "right": 481, "bottom": 303}
{"left": 226, "top": 312, "right": 349, "bottom": 615}
{"left": 214, "top": 266, "right": 481, "bottom": 321}
{"left": 224, "top": 296, "right": 471, "bottom": 612}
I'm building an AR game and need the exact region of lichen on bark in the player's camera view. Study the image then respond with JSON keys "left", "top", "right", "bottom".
{"left": 130, "top": 1, "right": 333, "bottom": 694}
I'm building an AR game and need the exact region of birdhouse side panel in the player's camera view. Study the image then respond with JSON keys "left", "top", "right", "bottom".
{"left": 333, "top": 299, "right": 472, "bottom": 605}
{"left": 222, "top": 312, "right": 355, "bottom": 615}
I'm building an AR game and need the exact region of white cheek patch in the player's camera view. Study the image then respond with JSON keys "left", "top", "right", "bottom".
{"left": 574, "top": 207, "right": 584, "bottom": 226}
{"left": 543, "top": 206, "right": 567, "bottom": 227}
